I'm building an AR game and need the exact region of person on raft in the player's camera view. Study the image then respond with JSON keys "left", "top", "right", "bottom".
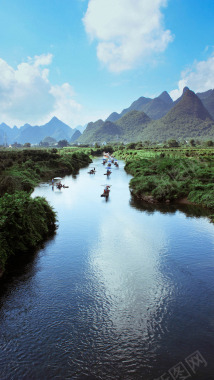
{"left": 104, "top": 185, "right": 110, "bottom": 193}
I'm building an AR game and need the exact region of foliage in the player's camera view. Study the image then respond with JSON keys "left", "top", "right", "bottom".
{"left": 0, "top": 191, "right": 57, "bottom": 272}
{"left": 0, "top": 149, "right": 92, "bottom": 196}
{"left": 114, "top": 147, "right": 214, "bottom": 221}
{"left": 0, "top": 148, "right": 92, "bottom": 274}
{"left": 58, "top": 139, "right": 69, "bottom": 147}
{"left": 167, "top": 139, "right": 180, "bottom": 147}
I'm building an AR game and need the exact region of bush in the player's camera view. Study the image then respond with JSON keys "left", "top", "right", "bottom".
{"left": 0, "top": 191, "right": 57, "bottom": 272}
{"left": 0, "top": 175, "right": 22, "bottom": 196}
{"left": 122, "top": 152, "right": 214, "bottom": 207}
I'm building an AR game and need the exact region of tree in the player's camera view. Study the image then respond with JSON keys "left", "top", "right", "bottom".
{"left": 57, "top": 139, "right": 69, "bottom": 148}
{"left": 24, "top": 142, "right": 31, "bottom": 148}
{"left": 143, "top": 140, "right": 151, "bottom": 147}
{"left": 126, "top": 142, "right": 136, "bottom": 149}
{"left": 205, "top": 140, "right": 213, "bottom": 147}
{"left": 135, "top": 141, "right": 143, "bottom": 150}
{"left": 189, "top": 139, "right": 196, "bottom": 147}
{"left": 167, "top": 139, "right": 179, "bottom": 147}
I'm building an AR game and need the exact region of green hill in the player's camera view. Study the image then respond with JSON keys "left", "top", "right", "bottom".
{"left": 140, "top": 89, "right": 214, "bottom": 142}
{"left": 79, "top": 110, "right": 151, "bottom": 143}
{"left": 78, "top": 89, "right": 214, "bottom": 144}
{"left": 141, "top": 93, "right": 173, "bottom": 119}
{"left": 106, "top": 112, "right": 121, "bottom": 122}
{"left": 77, "top": 119, "right": 104, "bottom": 143}
{"left": 78, "top": 120, "right": 121, "bottom": 144}
{"left": 115, "top": 110, "right": 150, "bottom": 141}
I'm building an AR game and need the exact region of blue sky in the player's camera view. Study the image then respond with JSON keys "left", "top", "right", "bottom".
{"left": 0, "top": 0, "right": 214, "bottom": 128}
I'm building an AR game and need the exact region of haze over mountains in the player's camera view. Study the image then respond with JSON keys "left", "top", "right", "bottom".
{"left": 1, "top": 87, "right": 214, "bottom": 145}
{"left": 78, "top": 87, "right": 214, "bottom": 143}
{"left": 0, "top": 117, "right": 84, "bottom": 145}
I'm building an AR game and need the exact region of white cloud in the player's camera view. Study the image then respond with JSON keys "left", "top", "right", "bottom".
{"left": 170, "top": 55, "right": 214, "bottom": 100}
{"left": 83, "top": 0, "right": 173, "bottom": 72}
{"left": 33, "top": 53, "right": 53, "bottom": 67}
{"left": 49, "top": 83, "right": 82, "bottom": 123}
{"left": 0, "top": 55, "right": 83, "bottom": 127}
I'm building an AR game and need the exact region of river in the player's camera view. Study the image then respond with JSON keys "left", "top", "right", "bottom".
{"left": 0, "top": 158, "right": 214, "bottom": 380}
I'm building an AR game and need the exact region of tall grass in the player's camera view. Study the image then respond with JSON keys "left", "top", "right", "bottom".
{"left": 115, "top": 147, "right": 214, "bottom": 220}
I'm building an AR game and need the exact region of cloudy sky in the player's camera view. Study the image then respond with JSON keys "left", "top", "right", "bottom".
{"left": 0, "top": 0, "right": 214, "bottom": 128}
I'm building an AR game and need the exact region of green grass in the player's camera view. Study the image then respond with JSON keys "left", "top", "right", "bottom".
{"left": 0, "top": 148, "right": 92, "bottom": 195}
{"left": 0, "top": 148, "right": 92, "bottom": 275}
{"left": 114, "top": 147, "right": 214, "bottom": 220}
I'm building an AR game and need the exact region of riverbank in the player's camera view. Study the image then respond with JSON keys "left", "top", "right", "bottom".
{"left": 0, "top": 148, "right": 92, "bottom": 276}
{"left": 1, "top": 156, "right": 214, "bottom": 379}
{"left": 0, "top": 148, "right": 92, "bottom": 195}
{"left": 114, "top": 147, "right": 214, "bottom": 222}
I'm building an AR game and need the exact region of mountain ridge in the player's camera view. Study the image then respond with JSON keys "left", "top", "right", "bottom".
{"left": 1, "top": 87, "right": 214, "bottom": 145}
{"left": 79, "top": 88, "right": 214, "bottom": 143}
{"left": 0, "top": 117, "right": 81, "bottom": 145}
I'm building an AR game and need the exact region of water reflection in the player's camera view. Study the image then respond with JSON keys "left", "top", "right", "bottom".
{"left": 130, "top": 197, "right": 212, "bottom": 220}
{"left": 83, "top": 206, "right": 177, "bottom": 379}
{"left": 0, "top": 235, "right": 56, "bottom": 302}
{"left": 0, "top": 158, "right": 214, "bottom": 379}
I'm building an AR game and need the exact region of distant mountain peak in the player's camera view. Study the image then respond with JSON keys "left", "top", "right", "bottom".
{"left": 173, "top": 86, "right": 190, "bottom": 106}
{"left": 157, "top": 91, "right": 173, "bottom": 104}
{"left": 0, "top": 122, "right": 10, "bottom": 128}
{"left": 164, "top": 88, "right": 213, "bottom": 121}
{"left": 43, "top": 117, "right": 72, "bottom": 130}
{"left": 106, "top": 112, "right": 120, "bottom": 122}
{"left": 50, "top": 116, "right": 60, "bottom": 122}
{"left": 183, "top": 86, "right": 189, "bottom": 94}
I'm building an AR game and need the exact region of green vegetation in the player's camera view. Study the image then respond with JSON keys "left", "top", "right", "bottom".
{"left": 0, "top": 147, "right": 92, "bottom": 275}
{"left": 0, "top": 148, "right": 91, "bottom": 195}
{"left": 0, "top": 192, "right": 56, "bottom": 273}
{"left": 78, "top": 89, "right": 214, "bottom": 144}
{"left": 114, "top": 146, "right": 214, "bottom": 222}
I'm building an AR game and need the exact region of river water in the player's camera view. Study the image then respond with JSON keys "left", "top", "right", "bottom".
{"left": 0, "top": 158, "right": 214, "bottom": 380}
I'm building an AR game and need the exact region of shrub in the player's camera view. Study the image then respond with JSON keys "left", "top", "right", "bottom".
{"left": 0, "top": 191, "right": 57, "bottom": 272}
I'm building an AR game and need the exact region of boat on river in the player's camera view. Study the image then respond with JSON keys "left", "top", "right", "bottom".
{"left": 56, "top": 182, "right": 69, "bottom": 189}
{"left": 88, "top": 168, "right": 96, "bottom": 174}
{"left": 101, "top": 185, "right": 111, "bottom": 198}
{"left": 104, "top": 169, "right": 112, "bottom": 176}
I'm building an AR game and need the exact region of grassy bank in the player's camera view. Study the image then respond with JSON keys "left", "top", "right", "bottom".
{"left": 114, "top": 147, "right": 214, "bottom": 222}
{"left": 0, "top": 148, "right": 92, "bottom": 275}
{"left": 0, "top": 148, "right": 92, "bottom": 195}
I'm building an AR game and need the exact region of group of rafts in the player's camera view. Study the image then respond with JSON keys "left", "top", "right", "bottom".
{"left": 53, "top": 153, "right": 119, "bottom": 197}
{"left": 88, "top": 152, "right": 119, "bottom": 199}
